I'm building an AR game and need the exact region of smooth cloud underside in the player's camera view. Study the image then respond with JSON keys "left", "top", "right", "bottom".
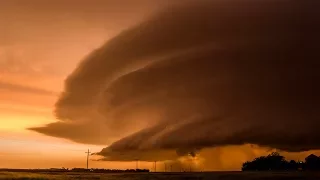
{"left": 31, "top": 0, "right": 320, "bottom": 162}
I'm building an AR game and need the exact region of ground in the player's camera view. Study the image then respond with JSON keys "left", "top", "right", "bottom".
{"left": 1, "top": 171, "right": 320, "bottom": 180}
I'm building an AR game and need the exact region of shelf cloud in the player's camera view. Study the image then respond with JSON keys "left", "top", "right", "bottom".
{"left": 31, "top": 0, "right": 320, "bottom": 162}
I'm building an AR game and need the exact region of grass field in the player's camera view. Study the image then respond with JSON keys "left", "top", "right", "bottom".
{"left": 1, "top": 171, "right": 320, "bottom": 180}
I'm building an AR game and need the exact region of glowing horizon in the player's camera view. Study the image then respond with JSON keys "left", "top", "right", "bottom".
{"left": 1, "top": 0, "right": 319, "bottom": 171}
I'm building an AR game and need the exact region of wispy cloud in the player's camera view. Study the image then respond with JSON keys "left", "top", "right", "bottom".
{"left": 0, "top": 81, "right": 58, "bottom": 96}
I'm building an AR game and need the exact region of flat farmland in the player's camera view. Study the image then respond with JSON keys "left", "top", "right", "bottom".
{"left": 1, "top": 171, "right": 320, "bottom": 180}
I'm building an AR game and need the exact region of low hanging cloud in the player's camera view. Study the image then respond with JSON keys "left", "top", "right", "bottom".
{"left": 31, "top": 0, "right": 320, "bottom": 163}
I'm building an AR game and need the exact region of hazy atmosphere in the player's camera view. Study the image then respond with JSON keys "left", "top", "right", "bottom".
{"left": 1, "top": 0, "right": 319, "bottom": 171}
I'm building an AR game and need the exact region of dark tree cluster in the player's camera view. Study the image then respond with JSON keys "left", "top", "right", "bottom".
{"left": 242, "top": 152, "right": 320, "bottom": 171}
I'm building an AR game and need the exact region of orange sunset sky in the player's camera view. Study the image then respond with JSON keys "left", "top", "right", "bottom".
{"left": 1, "top": 0, "right": 319, "bottom": 171}
{"left": 0, "top": 0, "right": 162, "bottom": 169}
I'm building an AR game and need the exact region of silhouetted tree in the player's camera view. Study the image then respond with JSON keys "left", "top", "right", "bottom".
{"left": 287, "top": 160, "right": 299, "bottom": 171}
{"left": 242, "top": 152, "right": 320, "bottom": 171}
{"left": 304, "top": 154, "right": 320, "bottom": 171}
{"left": 242, "top": 152, "right": 293, "bottom": 171}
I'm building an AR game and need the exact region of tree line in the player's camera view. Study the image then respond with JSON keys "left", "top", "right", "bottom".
{"left": 242, "top": 152, "right": 320, "bottom": 171}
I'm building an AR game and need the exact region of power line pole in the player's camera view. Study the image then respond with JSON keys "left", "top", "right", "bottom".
{"left": 154, "top": 161, "right": 157, "bottom": 172}
{"left": 85, "top": 149, "right": 91, "bottom": 169}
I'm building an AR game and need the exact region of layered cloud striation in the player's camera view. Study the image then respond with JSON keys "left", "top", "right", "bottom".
{"left": 31, "top": 0, "right": 320, "bottom": 162}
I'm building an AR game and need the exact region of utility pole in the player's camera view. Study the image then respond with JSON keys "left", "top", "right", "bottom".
{"left": 154, "top": 161, "right": 157, "bottom": 172}
{"left": 85, "top": 149, "right": 91, "bottom": 169}
{"left": 170, "top": 165, "right": 173, "bottom": 172}
{"left": 135, "top": 159, "right": 139, "bottom": 169}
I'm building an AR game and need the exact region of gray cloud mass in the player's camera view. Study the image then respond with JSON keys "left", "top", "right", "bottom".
{"left": 31, "top": 0, "right": 320, "bottom": 161}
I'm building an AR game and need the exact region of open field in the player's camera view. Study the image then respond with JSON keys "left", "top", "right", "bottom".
{"left": 1, "top": 172, "right": 320, "bottom": 180}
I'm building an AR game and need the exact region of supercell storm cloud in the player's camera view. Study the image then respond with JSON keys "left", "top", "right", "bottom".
{"left": 31, "top": 0, "right": 320, "bottom": 161}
